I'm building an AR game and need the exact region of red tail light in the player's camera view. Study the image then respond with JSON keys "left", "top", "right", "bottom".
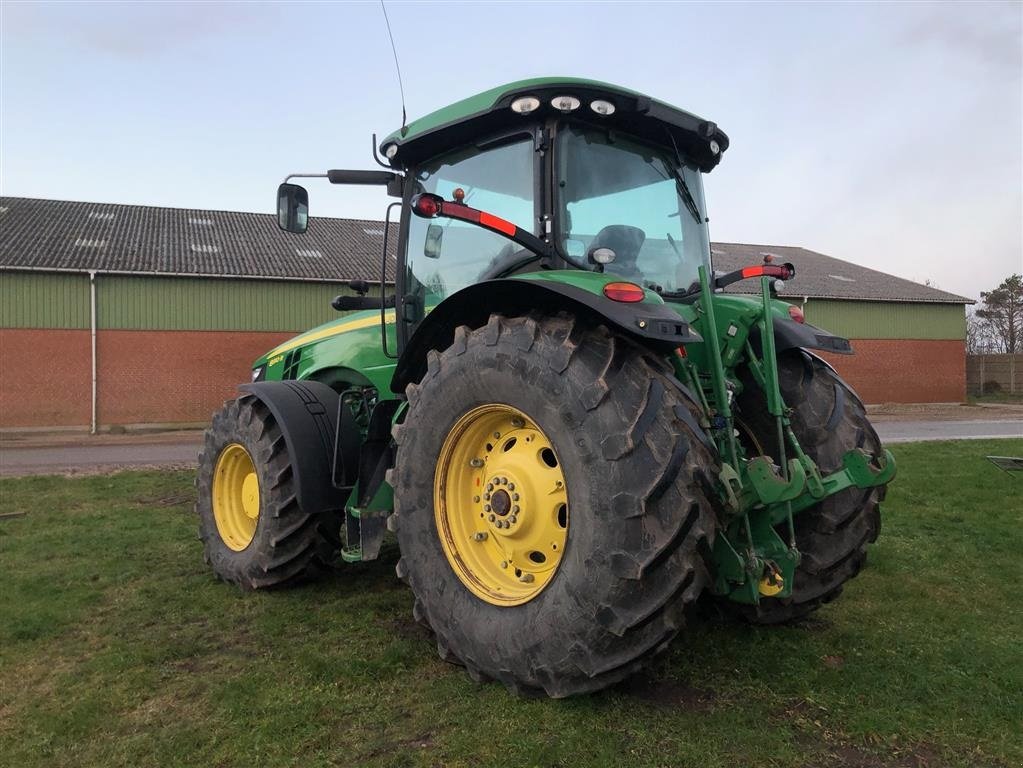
{"left": 411, "top": 193, "right": 442, "bottom": 218}
{"left": 788, "top": 305, "right": 805, "bottom": 324}
{"left": 603, "top": 282, "right": 645, "bottom": 303}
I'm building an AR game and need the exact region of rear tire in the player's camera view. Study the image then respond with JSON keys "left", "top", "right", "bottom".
{"left": 389, "top": 314, "right": 719, "bottom": 697}
{"left": 732, "top": 349, "right": 885, "bottom": 624}
{"left": 196, "top": 394, "right": 341, "bottom": 589}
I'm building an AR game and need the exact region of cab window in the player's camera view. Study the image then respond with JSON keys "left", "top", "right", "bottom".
{"left": 403, "top": 137, "right": 535, "bottom": 329}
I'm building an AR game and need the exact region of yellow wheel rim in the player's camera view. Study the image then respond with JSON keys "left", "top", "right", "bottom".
{"left": 212, "top": 443, "right": 260, "bottom": 551}
{"left": 434, "top": 404, "right": 569, "bottom": 606}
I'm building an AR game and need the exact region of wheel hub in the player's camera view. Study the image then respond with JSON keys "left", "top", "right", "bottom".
{"left": 491, "top": 488, "right": 512, "bottom": 517}
{"left": 434, "top": 404, "right": 569, "bottom": 606}
{"left": 212, "top": 442, "right": 260, "bottom": 551}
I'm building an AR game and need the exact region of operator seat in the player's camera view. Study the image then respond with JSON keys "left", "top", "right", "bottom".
{"left": 589, "top": 225, "right": 646, "bottom": 279}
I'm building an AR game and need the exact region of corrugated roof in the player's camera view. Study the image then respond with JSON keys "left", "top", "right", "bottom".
{"left": 711, "top": 243, "right": 971, "bottom": 304}
{"left": 0, "top": 196, "right": 970, "bottom": 303}
{"left": 0, "top": 196, "right": 396, "bottom": 283}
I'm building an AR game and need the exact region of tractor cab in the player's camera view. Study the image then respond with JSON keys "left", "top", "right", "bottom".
{"left": 278, "top": 77, "right": 728, "bottom": 348}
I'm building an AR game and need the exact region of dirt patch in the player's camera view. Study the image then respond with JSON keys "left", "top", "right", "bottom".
{"left": 867, "top": 402, "right": 1023, "bottom": 422}
{"left": 0, "top": 430, "right": 204, "bottom": 449}
{"left": 363, "top": 731, "right": 435, "bottom": 760}
{"left": 800, "top": 740, "right": 949, "bottom": 768}
{"left": 618, "top": 673, "right": 717, "bottom": 711}
{"left": 132, "top": 490, "right": 195, "bottom": 509}
{"left": 0, "top": 463, "right": 197, "bottom": 479}
{"left": 374, "top": 615, "right": 431, "bottom": 643}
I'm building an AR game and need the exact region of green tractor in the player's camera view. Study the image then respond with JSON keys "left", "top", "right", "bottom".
{"left": 196, "top": 78, "right": 895, "bottom": 697}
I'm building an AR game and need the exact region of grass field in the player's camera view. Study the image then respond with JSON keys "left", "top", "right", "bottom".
{"left": 1, "top": 440, "right": 1020, "bottom": 768}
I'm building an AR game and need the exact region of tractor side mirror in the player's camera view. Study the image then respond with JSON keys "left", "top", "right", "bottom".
{"left": 424, "top": 224, "right": 443, "bottom": 259}
{"left": 277, "top": 183, "right": 309, "bottom": 234}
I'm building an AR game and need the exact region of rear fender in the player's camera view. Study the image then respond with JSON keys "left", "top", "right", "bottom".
{"left": 391, "top": 278, "right": 702, "bottom": 391}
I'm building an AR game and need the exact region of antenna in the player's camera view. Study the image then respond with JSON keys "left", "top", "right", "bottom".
{"left": 379, "top": 0, "right": 408, "bottom": 137}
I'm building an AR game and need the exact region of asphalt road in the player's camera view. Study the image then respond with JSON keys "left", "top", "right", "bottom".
{"left": 0, "top": 434, "right": 202, "bottom": 477}
{"left": 1, "top": 419, "right": 1021, "bottom": 477}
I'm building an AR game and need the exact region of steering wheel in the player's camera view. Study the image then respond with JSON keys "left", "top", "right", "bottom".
{"left": 477, "top": 245, "right": 542, "bottom": 280}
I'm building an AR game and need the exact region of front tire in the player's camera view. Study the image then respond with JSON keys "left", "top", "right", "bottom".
{"left": 389, "top": 314, "right": 718, "bottom": 697}
{"left": 196, "top": 394, "right": 341, "bottom": 589}
{"left": 732, "top": 350, "right": 885, "bottom": 624}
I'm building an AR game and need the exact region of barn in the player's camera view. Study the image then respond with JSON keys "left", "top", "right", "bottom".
{"left": 0, "top": 196, "right": 971, "bottom": 431}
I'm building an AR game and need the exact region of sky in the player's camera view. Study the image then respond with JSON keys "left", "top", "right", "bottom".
{"left": 1, "top": 0, "right": 1020, "bottom": 302}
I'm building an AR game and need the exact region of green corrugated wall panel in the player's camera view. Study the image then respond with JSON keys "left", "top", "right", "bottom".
{"left": 803, "top": 300, "right": 965, "bottom": 340}
{"left": 0, "top": 272, "right": 90, "bottom": 329}
{"left": 3, "top": 271, "right": 965, "bottom": 340}
{"left": 96, "top": 276, "right": 358, "bottom": 331}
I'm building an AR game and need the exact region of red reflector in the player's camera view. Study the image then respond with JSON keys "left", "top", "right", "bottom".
{"left": 603, "top": 282, "right": 645, "bottom": 303}
{"left": 741, "top": 266, "right": 765, "bottom": 278}
{"left": 676, "top": 346, "right": 688, "bottom": 358}
{"left": 788, "top": 305, "right": 805, "bottom": 324}
{"left": 479, "top": 211, "right": 516, "bottom": 236}
{"left": 412, "top": 193, "right": 441, "bottom": 218}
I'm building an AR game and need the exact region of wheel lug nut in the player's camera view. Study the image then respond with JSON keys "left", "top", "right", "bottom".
{"left": 488, "top": 514, "right": 496, "bottom": 523}
{"left": 507, "top": 483, "right": 515, "bottom": 491}
{"left": 470, "top": 458, "right": 484, "bottom": 468}
{"left": 512, "top": 493, "right": 519, "bottom": 501}
{"left": 473, "top": 495, "right": 480, "bottom": 503}
{"left": 484, "top": 504, "right": 492, "bottom": 513}
{"left": 483, "top": 493, "right": 490, "bottom": 501}
{"left": 512, "top": 505, "right": 520, "bottom": 514}
{"left": 472, "top": 531, "right": 488, "bottom": 542}
{"left": 518, "top": 573, "right": 535, "bottom": 584}
{"left": 493, "top": 432, "right": 501, "bottom": 439}
{"left": 486, "top": 483, "right": 494, "bottom": 492}
{"left": 500, "top": 561, "right": 508, "bottom": 569}
{"left": 509, "top": 515, "right": 517, "bottom": 524}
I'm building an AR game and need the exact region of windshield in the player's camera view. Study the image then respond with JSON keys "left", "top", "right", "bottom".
{"left": 556, "top": 125, "right": 711, "bottom": 294}
{"left": 404, "top": 136, "right": 535, "bottom": 327}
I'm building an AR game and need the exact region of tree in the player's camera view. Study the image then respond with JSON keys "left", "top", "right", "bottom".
{"left": 976, "top": 274, "right": 1023, "bottom": 354}
{"left": 966, "top": 309, "right": 993, "bottom": 354}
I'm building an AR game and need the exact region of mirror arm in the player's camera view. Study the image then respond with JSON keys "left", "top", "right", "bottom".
{"left": 326, "top": 169, "right": 397, "bottom": 185}
{"left": 283, "top": 170, "right": 403, "bottom": 198}
{"left": 283, "top": 172, "right": 328, "bottom": 184}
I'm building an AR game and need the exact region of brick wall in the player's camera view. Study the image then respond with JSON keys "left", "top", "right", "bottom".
{"left": 96, "top": 330, "right": 293, "bottom": 425}
{"left": 819, "top": 339, "right": 966, "bottom": 404}
{"left": 1, "top": 330, "right": 967, "bottom": 429}
{"left": 1, "top": 328, "right": 291, "bottom": 429}
{"left": 0, "top": 329, "right": 92, "bottom": 427}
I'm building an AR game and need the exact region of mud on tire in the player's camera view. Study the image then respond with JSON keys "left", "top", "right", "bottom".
{"left": 733, "top": 349, "right": 885, "bottom": 624}
{"left": 388, "top": 313, "right": 719, "bottom": 697}
{"left": 196, "top": 394, "right": 341, "bottom": 589}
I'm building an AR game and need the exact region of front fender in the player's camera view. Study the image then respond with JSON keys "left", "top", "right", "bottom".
{"left": 238, "top": 380, "right": 352, "bottom": 514}
{"left": 390, "top": 278, "right": 702, "bottom": 391}
{"left": 770, "top": 318, "right": 853, "bottom": 355}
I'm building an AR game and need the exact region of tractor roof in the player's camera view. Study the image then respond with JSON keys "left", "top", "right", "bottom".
{"left": 379, "top": 77, "right": 730, "bottom": 173}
